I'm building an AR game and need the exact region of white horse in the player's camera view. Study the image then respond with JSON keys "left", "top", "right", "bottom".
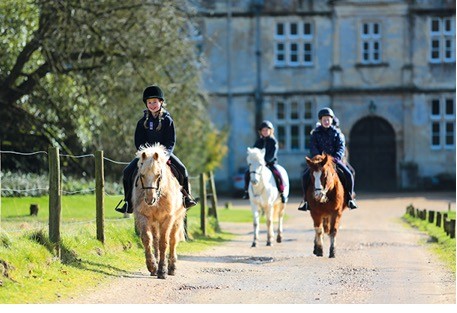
{"left": 246, "top": 147, "right": 290, "bottom": 247}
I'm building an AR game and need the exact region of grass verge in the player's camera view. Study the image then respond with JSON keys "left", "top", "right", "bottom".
{"left": 402, "top": 211, "right": 456, "bottom": 273}
{"left": 0, "top": 195, "right": 257, "bottom": 304}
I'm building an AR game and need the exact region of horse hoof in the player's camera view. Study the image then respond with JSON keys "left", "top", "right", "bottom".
{"left": 157, "top": 269, "right": 167, "bottom": 279}
{"left": 251, "top": 242, "right": 256, "bottom": 248}
{"left": 276, "top": 236, "right": 282, "bottom": 243}
{"left": 157, "top": 273, "right": 167, "bottom": 279}
{"left": 329, "top": 248, "right": 336, "bottom": 258}
{"left": 313, "top": 246, "right": 323, "bottom": 257}
{"left": 266, "top": 241, "right": 272, "bottom": 246}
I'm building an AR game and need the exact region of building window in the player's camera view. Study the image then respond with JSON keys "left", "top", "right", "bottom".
{"left": 274, "top": 99, "right": 315, "bottom": 152}
{"left": 429, "top": 17, "right": 455, "bottom": 63}
{"left": 360, "top": 22, "right": 382, "bottom": 64}
{"left": 274, "top": 21, "right": 314, "bottom": 67}
{"left": 430, "top": 97, "right": 455, "bottom": 149}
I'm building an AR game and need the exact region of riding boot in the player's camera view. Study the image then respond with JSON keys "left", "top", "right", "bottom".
{"left": 297, "top": 200, "right": 309, "bottom": 211}
{"left": 181, "top": 178, "right": 197, "bottom": 209}
{"left": 347, "top": 192, "right": 358, "bottom": 209}
{"left": 280, "top": 193, "right": 287, "bottom": 203}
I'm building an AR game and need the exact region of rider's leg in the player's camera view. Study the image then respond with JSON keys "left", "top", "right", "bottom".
{"left": 268, "top": 164, "right": 286, "bottom": 203}
{"left": 169, "top": 154, "right": 197, "bottom": 209}
{"left": 115, "top": 158, "right": 138, "bottom": 213}
{"left": 336, "top": 161, "right": 357, "bottom": 209}
{"left": 298, "top": 168, "right": 310, "bottom": 211}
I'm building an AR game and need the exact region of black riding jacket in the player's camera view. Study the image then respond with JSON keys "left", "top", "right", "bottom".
{"left": 134, "top": 109, "right": 175, "bottom": 155}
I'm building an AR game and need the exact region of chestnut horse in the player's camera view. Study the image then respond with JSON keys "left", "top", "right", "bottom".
{"left": 305, "top": 153, "right": 347, "bottom": 258}
{"left": 132, "top": 144, "right": 187, "bottom": 279}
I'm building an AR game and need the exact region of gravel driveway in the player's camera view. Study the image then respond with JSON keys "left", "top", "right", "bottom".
{"left": 61, "top": 192, "right": 456, "bottom": 304}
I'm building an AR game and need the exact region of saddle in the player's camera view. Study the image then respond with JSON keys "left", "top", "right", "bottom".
{"left": 167, "top": 160, "right": 184, "bottom": 186}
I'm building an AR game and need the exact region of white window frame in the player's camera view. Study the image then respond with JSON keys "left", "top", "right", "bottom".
{"left": 360, "top": 21, "right": 382, "bottom": 64}
{"left": 274, "top": 98, "right": 315, "bottom": 152}
{"left": 274, "top": 21, "right": 314, "bottom": 67}
{"left": 429, "top": 17, "right": 456, "bottom": 63}
{"left": 430, "top": 96, "right": 456, "bottom": 149}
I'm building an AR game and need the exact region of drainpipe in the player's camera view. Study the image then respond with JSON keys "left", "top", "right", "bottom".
{"left": 252, "top": 0, "right": 264, "bottom": 129}
{"left": 226, "top": 0, "right": 235, "bottom": 185}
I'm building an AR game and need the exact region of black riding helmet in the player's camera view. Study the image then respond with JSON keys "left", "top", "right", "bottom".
{"left": 258, "top": 120, "right": 274, "bottom": 130}
{"left": 318, "top": 107, "right": 335, "bottom": 119}
{"left": 143, "top": 85, "right": 165, "bottom": 103}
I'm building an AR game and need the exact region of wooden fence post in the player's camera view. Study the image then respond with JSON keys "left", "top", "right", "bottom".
{"left": 450, "top": 219, "right": 455, "bottom": 239}
{"left": 436, "top": 212, "right": 442, "bottom": 228}
{"left": 428, "top": 210, "right": 435, "bottom": 224}
{"left": 199, "top": 173, "right": 207, "bottom": 236}
{"left": 208, "top": 171, "right": 219, "bottom": 219}
{"left": 48, "top": 146, "right": 61, "bottom": 258}
{"left": 95, "top": 150, "right": 105, "bottom": 244}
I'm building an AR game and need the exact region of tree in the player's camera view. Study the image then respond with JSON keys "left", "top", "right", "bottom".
{"left": 0, "top": 0, "right": 226, "bottom": 176}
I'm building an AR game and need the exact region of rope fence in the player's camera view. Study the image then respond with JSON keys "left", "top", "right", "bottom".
{"left": 0, "top": 148, "right": 218, "bottom": 256}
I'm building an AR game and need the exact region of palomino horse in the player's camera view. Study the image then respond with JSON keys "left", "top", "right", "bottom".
{"left": 305, "top": 153, "right": 347, "bottom": 258}
{"left": 246, "top": 147, "right": 289, "bottom": 247}
{"left": 132, "top": 144, "right": 187, "bottom": 279}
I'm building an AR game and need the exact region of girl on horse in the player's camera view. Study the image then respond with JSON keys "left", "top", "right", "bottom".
{"left": 115, "top": 85, "right": 197, "bottom": 213}
{"left": 298, "top": 107, "right": 357, "bottom": 211}
{"left": 243, "top": 120, "right": 287, "bottom": 203}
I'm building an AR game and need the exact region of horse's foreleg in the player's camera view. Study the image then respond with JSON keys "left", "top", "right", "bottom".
{"left": 251, "top": 206, "right": 260, "bottom": 247}
{"left": 313, "top": 218, "right": 324, "bottom": 257}
{"left": 266, "top": 206, "right": 275, "bottom": 246}
{"left": 139, "top": 222, "right": 157, "bottom": 276}
{"left": 328, "top": 215, "right": 340, "bottom": 258}
{"left": 276, "top": 203, "right": 285, "bottom": 243}
{"left": 157, "top": 219, "right": 173, "bottom": 279}
{"left": 167, "top": 219, "right": 183, "bottom": 276}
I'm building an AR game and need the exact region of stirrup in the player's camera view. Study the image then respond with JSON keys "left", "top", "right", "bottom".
{"left": 115, "top": 199, "right": 128, "bottom": 213}
{"left": 348, "top": 199, "right": 358, "bottom": 209}
{"left": 184, "top": 196, "right": 197, "bottom": 209}
{"left": 297, "top": 200, "right": 308, "bottom": 211}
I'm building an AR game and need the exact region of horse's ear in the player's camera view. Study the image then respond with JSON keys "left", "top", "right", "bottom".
{"left": 305, "top": 156, "right": 312, "bottom": 166}
{"left": 322, "top": 154, "right": 328, "bottom": 165}
{"left": 260, "top": 148, "right": 266, "bottom": 156}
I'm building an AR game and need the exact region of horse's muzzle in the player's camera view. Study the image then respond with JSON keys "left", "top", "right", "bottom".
{"left": 144, "top": 195, "right": 158, "bottom": 206}
{"left": 314, "top": 189, "right": 328, "bottom": 203}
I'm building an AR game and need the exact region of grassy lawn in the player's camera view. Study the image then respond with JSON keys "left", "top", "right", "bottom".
{"left": 0, "top": 195, "right": 256, "bottom": 304}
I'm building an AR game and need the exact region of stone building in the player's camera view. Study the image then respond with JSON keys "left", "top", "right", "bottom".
{"left": 191, "top": 0, "right": 456, "bottom": 193}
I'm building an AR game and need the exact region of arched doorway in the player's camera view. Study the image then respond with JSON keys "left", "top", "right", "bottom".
{"left": 349, "top": 116, "right": 396, "bottom": 192}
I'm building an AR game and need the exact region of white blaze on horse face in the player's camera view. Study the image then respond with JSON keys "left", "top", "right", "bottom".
{"left": 313, "top": 170, "right": 326, "bottom": 201}
{"left": 313, "top": 170, "right": 323, "bottom": 190}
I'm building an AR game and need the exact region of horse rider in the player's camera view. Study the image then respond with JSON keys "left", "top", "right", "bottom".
{"left": 243, "top": 120, "right": 287, "bottom": 203}
{"left": 115, "top": 85, "right": 197, "bottom": 214}
{"left": 298, "top": 107, "right": 358, "bottom": 211}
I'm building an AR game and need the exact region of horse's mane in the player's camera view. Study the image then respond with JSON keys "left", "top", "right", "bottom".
{"left": 247, "top": 147, "right": 265, "bottom": 165}
{"left": 136, "top": 143, "right": 169, "bottom": 163}
{"left": 306, "top": 154, "right": 334, "bottom": 171}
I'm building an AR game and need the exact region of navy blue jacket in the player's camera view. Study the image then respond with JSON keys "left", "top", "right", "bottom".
{"left": 309, "top": 125, "right": 345, "bottom": 161}
{"left": 253, "top": 136, "right": 278, "bottom": 164}
{"left": 134, "top": 109, "right": 175, "bottom": 154}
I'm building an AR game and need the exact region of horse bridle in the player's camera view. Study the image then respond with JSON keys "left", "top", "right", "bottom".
{"left": 135, "top": 167, "right": 163, "bottom": 199}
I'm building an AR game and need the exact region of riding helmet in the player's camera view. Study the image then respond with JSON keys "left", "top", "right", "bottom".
{"left": 258, "top": 120, "right": 274, "bottom": 130}
{"left": 143, "top": 85, "right": 165, "bottom": 103}
{"left": 318, "top": 107, "right": 335, "bottom": 119}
